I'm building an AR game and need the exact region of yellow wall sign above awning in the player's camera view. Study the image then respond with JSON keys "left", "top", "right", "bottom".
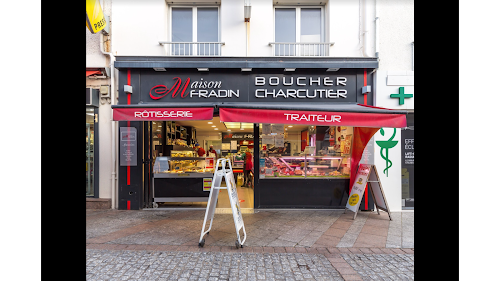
{"left": 86, "top": 0, "right": 107, "bottom": 34}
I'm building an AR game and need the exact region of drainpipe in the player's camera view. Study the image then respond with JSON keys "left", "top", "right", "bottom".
{"left": 100, "top": 29, "right": 117, "bottom": 210}
{"left": 375, "top": 0, "right": 379, "bottom": 58}
{"left": 361, "top": 0, "right": 372, "bottom": 57}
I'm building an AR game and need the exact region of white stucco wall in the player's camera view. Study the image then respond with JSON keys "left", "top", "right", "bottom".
{"left": 111, "top": 0, "right": 373, "bottom": 57}
{"left": 373, "top": 0, "right": 414, "bottom": 211}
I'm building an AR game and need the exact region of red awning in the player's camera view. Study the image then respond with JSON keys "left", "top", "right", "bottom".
{"left": 219, "top": 104, "right": 406, "bottom": 128}
{"left": 113, "top": 107, "right": 214, "bottom": 121}
{"left": 86, "top": 70, "right": 102, "bottom": 76}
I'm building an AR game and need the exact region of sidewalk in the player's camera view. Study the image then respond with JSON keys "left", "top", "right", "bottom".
{"left": 86, "top": 209, "right": 414, "bottom": 280}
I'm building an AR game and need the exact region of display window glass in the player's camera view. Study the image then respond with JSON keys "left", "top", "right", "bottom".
{"left": 259, "top": 124, "right": 352, "bottom": 179}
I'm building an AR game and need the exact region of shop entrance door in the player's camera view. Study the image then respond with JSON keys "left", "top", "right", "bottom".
{"left": 143, "top": 121, "right": 154, "bottom": 208}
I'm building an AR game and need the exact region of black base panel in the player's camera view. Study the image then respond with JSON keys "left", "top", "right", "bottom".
{"left": 154, "top": 178, "right": 210, "bottom": 198}
{"left": 257, "top": 179, "right": 350, "bottom": 208}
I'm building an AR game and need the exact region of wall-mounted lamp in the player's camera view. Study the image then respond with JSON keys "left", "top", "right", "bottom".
{"left": 124, "top": 85, "right": 133, "bottom": 94}
{"left": 244, "top": 0, "right": 251, "bottom": 22}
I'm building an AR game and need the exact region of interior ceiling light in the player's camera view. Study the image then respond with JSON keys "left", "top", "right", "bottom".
{"left": 197, "top": 68, "right": 209, "bottom": 71}
{"left": 208, "top": 122, "right": 213, "bottom": 124}
{"left": 224, "top": 122, "right": 253, "bottom": 129}
{"left": 211, "top": 125, "right": 216, "bottom": 127}
{"left": 326, "top": 68, "right": 339, "bottom": 71}
{"left": 285, "top": 68, "right": 296, "bottom": 72}
{"left": 153, "top": 67, "right": 166, "bottom": 71}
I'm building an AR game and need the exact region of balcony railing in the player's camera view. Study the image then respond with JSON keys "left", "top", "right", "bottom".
{"left": 269, "top": 42, "right": 335, "bottom": 57}
{"left": 159, "top": 42, "right": 225, "bottom": 56}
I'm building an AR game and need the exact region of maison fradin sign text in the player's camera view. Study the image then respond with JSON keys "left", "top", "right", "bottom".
{"left": 139, "top": 71, "right": 358, "bottom": 103}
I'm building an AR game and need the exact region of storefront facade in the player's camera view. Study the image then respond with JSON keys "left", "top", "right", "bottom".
{"left": 111, "top": 56, "right": 406, "bottom": 210}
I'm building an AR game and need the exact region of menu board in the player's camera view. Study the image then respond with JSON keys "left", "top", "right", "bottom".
{"left": 274, "top": 135, "right": 285, "bottom": 147}
{"left": 262, "top": 124, "right": 271, "bottom": 135}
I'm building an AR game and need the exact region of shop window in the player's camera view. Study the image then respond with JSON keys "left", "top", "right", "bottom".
{"left": 273, "top": 7, "right": 325, "bottom": 56}
{"left": 171, "top": 6, "right": 220, "bottom": 56}
{"left": 86, "top": 107, "right": 95, "bottom": 196}
{"left": 259, "top": 124, "right": 352, "bottom": 179}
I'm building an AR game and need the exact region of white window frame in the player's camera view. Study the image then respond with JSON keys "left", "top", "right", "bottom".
{"left": 168, "top": 5, "right": 221, "bottom": 56}
{"left": 273, "top": 6, "right": 325, "bottom": 44}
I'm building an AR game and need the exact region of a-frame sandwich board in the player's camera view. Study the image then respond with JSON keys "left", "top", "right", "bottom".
{"left": 344, "top": 164, "right": 392, "bottom": 221}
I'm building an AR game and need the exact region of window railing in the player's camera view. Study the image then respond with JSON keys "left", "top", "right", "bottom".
{"left": 159, "top": 42, "right": 225, "bottom": 56}
{"left": 269, "top": 42, "right": 335, "bottom": 57}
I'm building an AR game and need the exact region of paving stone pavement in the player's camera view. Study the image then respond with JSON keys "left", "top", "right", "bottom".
{"left": 86, "top": 209, "right": 414, "bottom": 280}
{"left": 86, "top": 249, "right": 414, "bottom": 281}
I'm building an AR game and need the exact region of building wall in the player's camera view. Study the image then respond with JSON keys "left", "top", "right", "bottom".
{"left": 103, "top": 0, "right": 412, "bottom": 209}
{"left": 373, "top": 0, "right": 414, "bottom": 211}
{"left": 111, "top": 0, "right": 375, "bottom": 57}
{"left": 86, "top": 0, "right": 114, "bottom": 206}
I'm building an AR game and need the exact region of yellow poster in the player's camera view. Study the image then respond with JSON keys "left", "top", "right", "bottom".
{"left": 203, "top": 178, "right": 212, "bottom": 191}
{"left": 86, "top": 0, "right": 107, "bottom": 34}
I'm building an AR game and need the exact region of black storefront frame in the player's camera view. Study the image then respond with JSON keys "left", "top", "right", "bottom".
{"left": 113, "top": 56, "right": 383, "bottom": 210}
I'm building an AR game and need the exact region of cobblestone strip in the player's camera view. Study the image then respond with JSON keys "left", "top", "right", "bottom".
{"left": 86, "top": 245, "right": 413, "bottom": 279}
{"left": 341, "top": 253, "right": 414, "bottom": 280}
{"left": 86, "top": 249, "right": 344, "bottom": 281}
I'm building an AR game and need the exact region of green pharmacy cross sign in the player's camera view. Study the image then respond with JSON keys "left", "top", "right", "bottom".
{"left": 390, "top": 87, "right": 413, "bottom": 105}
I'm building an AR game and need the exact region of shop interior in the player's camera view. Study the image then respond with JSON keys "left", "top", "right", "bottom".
{"left": 150, "top": 117, "right": 260, "bottom": 210}
{"left": 149, "top": 117, "right": 353, "bottom": 210}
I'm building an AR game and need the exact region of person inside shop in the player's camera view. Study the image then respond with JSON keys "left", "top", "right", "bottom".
{"left": 243, "top": 150, "right": 253, "bottom": 187}
{"left": 194, "top": 143, "right": 205, "bottom": 157}
{"left": 206, "top": 145, "right": 218, "bottom": 158}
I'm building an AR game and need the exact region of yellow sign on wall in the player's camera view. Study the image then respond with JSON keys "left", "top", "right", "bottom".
{"left": 86, "top": 0, "right": 107, "bottom": 34}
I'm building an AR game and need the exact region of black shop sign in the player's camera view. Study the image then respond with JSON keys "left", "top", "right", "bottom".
{"left": 138, "top": 69, "right": 359, "bottom": 103}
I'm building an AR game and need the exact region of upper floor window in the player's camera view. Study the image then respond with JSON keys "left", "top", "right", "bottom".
{"left": 274, "top": 7, "right": 326, "bottom": 56}
{"left": 171, "top": 7, "right": 220, "bottom": 56}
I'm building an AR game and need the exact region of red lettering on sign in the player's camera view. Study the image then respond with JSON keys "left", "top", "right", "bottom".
{"left": 150, "top": 77, "right": 191, "bottom": 100}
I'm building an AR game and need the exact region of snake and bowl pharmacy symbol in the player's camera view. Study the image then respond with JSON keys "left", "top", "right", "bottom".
{"left": 348, "top": 194, "right": 360, "bottom": 206}
{"left": 376, "top": 128, "right": 398, "bottom": 177}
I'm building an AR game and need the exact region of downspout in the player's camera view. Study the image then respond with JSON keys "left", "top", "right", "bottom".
{"left": 361, "top": 0, "right": 371, "bottom": 57}
{"left": 100, "top": 28, "right": 117, "bottom": 209}
{"left": 375, "top": 0, "right": 379, "bottom": 58}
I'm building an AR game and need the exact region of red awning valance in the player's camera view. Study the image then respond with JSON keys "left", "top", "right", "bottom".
{"left": 113, "top": 107, "right": 214, "bottom": 121}
{"left": 219, "top": 106, "right": 406, "bottom": 128}
{"left": 86, "top": 70, "right": 102, "bottom": 76}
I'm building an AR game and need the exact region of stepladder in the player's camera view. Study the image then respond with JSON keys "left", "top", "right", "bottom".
{"left": 199, "top": 158, "right": 247, "bottom": 248}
